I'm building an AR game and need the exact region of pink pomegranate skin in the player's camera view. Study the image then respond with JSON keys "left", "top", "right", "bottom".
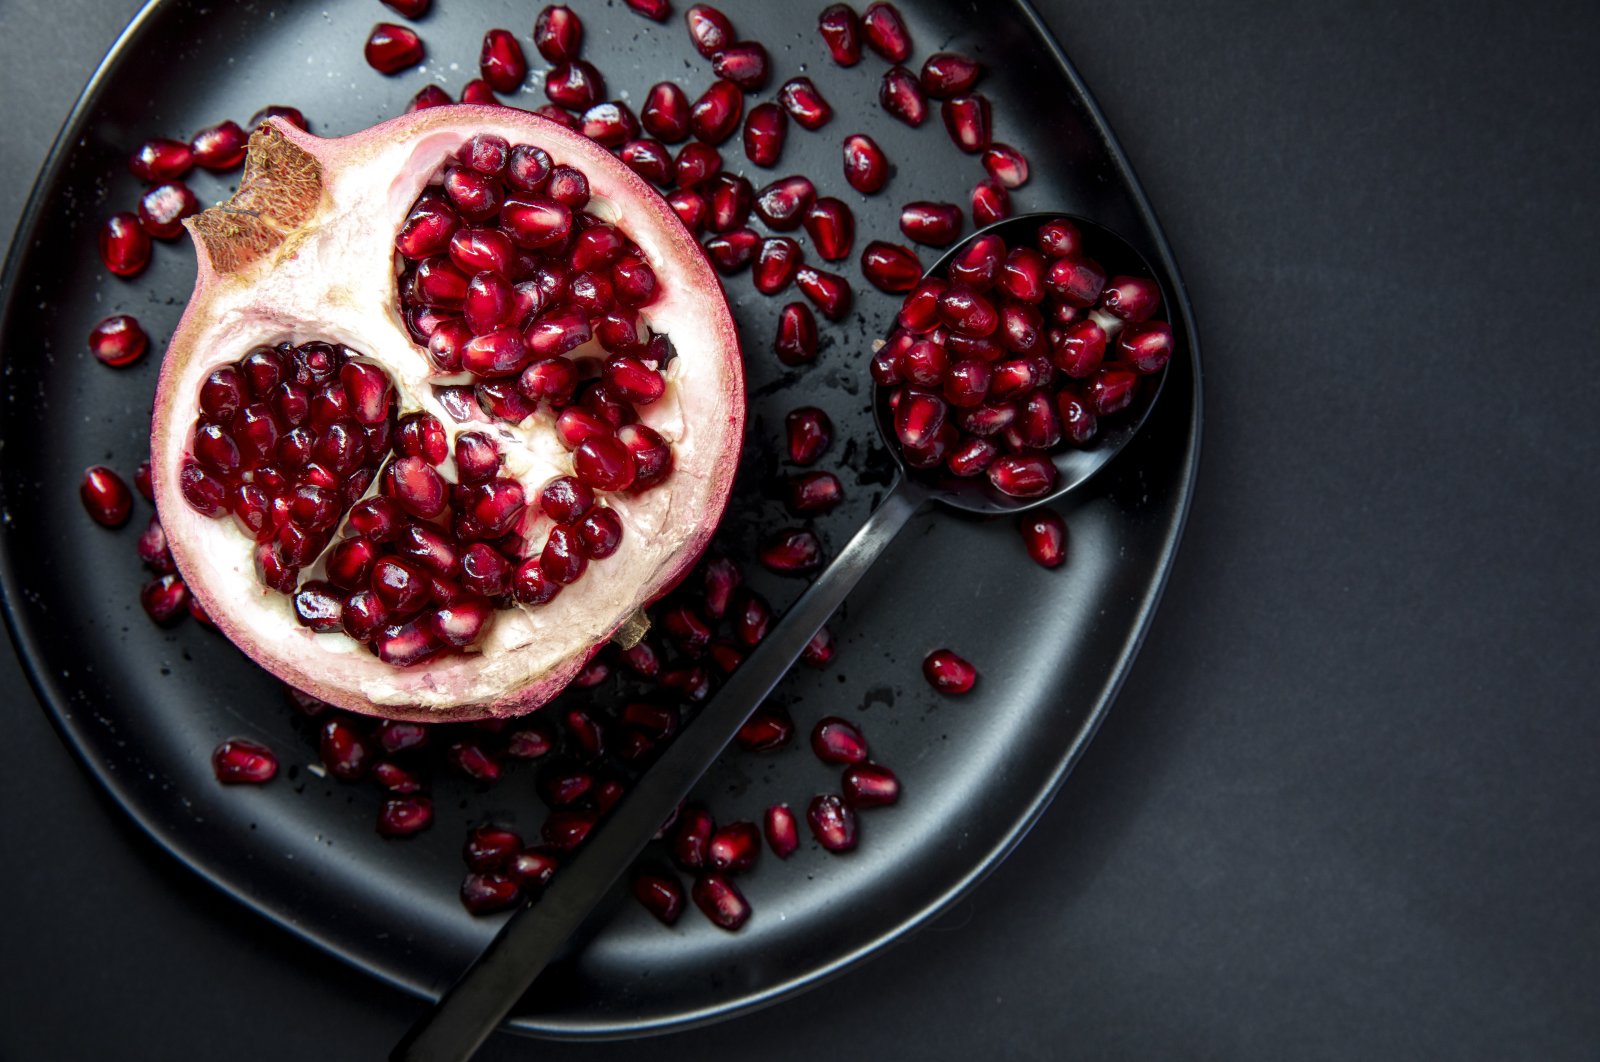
{"left": 150, "top": 108, "right": 745, "bottom": 721}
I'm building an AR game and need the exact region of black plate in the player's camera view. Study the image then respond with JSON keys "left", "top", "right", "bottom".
{"left": 0, "top": 0, "right": 1200, "bottom": 1039}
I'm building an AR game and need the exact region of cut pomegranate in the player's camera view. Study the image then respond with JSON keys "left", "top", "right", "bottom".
{"left": 806, "top": 793, "right": 859, "bottom": 852}
{"left": 692, "top": 872, "right": 751, "bottom": 930}
{"left": 842, "top": 133, "right": 889, "bottom": 194}
{"left": 778, "top": 77, "right": 833, "bottom": 130}
{"left": 633, "top": 872, "right": 686, "bottom": 924}
{"left": 1018, "top": 510, "right": 1068, "bottom": 568}
{"left": 534, "top": 6, "right": 583, "bottom": 62}
{"left": 150, "top": 110, "right": 744, "bottom": 721}
{"left": 817, "top": 4, "right": 863, "bottom": 66}
{"left": 923, "top": 648, "right": 976, "bottom": 693}
{"left": 365, "top": 24, "right": 425, "bottom": 74}
{"left": 742, "top": 102, "right": 787, "bottom": 167}
{"left": 211, "top": 738, "right": 278, "bottom": 783}
{"left": 880, "top": 66, "right": 928, "bottom": 126}
{"left": 89, "top": 314, "right": 149, "bottom": 368}
{"left": 861, "top": 2, "right": 912, "bottom": 62}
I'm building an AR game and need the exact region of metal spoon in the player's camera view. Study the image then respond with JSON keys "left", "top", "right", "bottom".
{"left": 391, "top": 212, "right": 1172, "bottom": 1062}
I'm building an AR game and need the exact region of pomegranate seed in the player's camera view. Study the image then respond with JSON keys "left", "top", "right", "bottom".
{"left": 691, "top": 79, "right": 744, "bottom": 144}
{"left": 534, "top": 5, "right": 583, "bottom": 62}
{"left": 375, "top": 719, "right": 430, "bottom": 755}
{"left": 129, "top": 138, "right": 192, "bottom": 182}
{"left": 759, "top": 528, "right": 823, "bottom": 574}
{"left": 773, "top": 301, "right": 818, "bottom": 365}
{"left": 899, "top": 201, "right": 962, "bottom": 247}
{"left": 944, "top": 359, "right": 993, "bottom": 408}
{"left": 972, "top": 178, "right": 1011, "bottom": 225}
{"left": 1037, "top": 218, "right": 1083, "bottom": 258}
{"left": 843, "top": 763, "right": 900, "bottom": 807}
{"left": 141, "top": 575, "right": 189, "bottom": 624}
{"left": 950, "top": 233, "right": 1005, "bottom": 290}
{"left": 947, "top": 435, "right": 999, "bottom": 477}
{"left": 920, "top": 51, "right": 982, "bottom": 98}
{"left": 802, "top": 626, "right": 836, "bottom": 668}
{"left": 880, "top": 66, "right": 927, "bottom": 126}
{"left": 788, "top": 471, "right": 844, "bottom": 514}
{"left": 989, "top": 453, "right": 1057, "bottom": 497}
{"left": 580, "top": 100, "right": 640, "bottom": 147}
{"left": 899, "top": 339, "right": 946, "bottom": 387}
{"left": 693, "top": 558, "right": 739, "bottom": 620}
{"left": 138, "top": 181, "right": 199, "bottom": 240}
{"left": 705, "top": 173, "right": 754, "bottom": 232}
{"left": 378, "top": 797, "right": 434, "bottom": 837}
{"left": 1018, "top": 510, "right": 1068, "bottom": 568}
{"left": 778, "top": 77, "right": 832, "bottom": 130}
{"left": 685, "top": 4, "right": 734, "bottom": 57}
{"left": 365, "top": 23, "right": 425, "bottom": 74}
{"left": 714, "top": 42, "right": 770, "bottom": 91}
{"left": 448, "top": 739, "right": 503, "bottom": 782}
{"left": 136, "top": 516, "right": 174, "bottom": 573}
{"left": 88, "top": 314, "right": 148, "bottom": 368}
{"left": 753, "top": 237, "right": 801, "bottom": 294}
{"left": 319, "top": 719, "right": 371, "bottom": 780}
{"left": 807, "top": 794, "right": 859, "bottom": 852}
{"left": 1102, "top": 276, "right": 1162, "bottom": 323}
{"left": 812, "top": 717, "right": 868, "bottom": 765}
{"left": 133, "top": 461, "right": 154, "bottom": 502}
{"left": 458, "top": 80, "right": 499, "bottom": 105}
{"left": 545, "top": 60, "right": 606, "bottom": 110}
{"left": 742, "top": 102, "right": 787, "bottom": 167}
{"left": 841, "top": 133, "right": 890, "bottom": 195}
{"left": 667, "top": 188, "right": 708, "bottom": 233}
{"left": 862, "top": 1, "right": 911, "bottom": 61}
{"left": 477, "top": 29, "right": 528, "bottom": 94}
{"left": 381, "top": 0, "right": 429, "bottom": 15}
{"left": 372, "top": 761, "right": 425, "bottom": 797}
{"left": 80, "top": 466, "right": 132, "bottom": 527}
{"left": 938, "top": 285, "right": 1000, "bottom": 337}
{"left": 736, "top": 705, "right": 792, "bottom": 750}
{"left": 982, "top": 143, "right": 1030, "bottom": 189}
{"left": 673, "top": 807, "right": 715, "bottom": 868}
{"left": 514, "top": 559, "right": 561, "bottom": 607}
{"left": 510, "top": 848, "right": 560, "bottom": 888}
{"left": 1051, "top": 319, "right": 1107, "bottom": 377}
{"left": 542, "top": 809, "right": 599, "bottom": 851}
{"left": 190, "top": 120, "right": 247, "bottom": 170}
{"left": 796, "top": 197, "right": 853, "bottom": 263}
{"left": 729, "top": 590, "right": 772, "bottom": 647}
{"left": 796, "top": 265, "right": 852, "bottom": 320}
{"left": 99, "top": 213, "right": 150, "bottom": 277}
{"left": 709, "top": 821, "right": 761, "bottom": 872}
{"left": 705, "top": 228, "right": 760, "bottom": 273}
{"left": 923, "top": 648, "right": 977, "bottom": 693}
{"left": 1120, "top": 320, "right": 1175, "bottom": 374}
{"left": 623, "top": 0, "right": 671, "bottom": 20}
{"left": 941, "top": 95, "right": 992, "bottom": 154}
{"left": 785, "top": 406, "right": 832, "bottom": 465}
{"left": 408, "top": 85, "right": 451, "bottom": 112}
{"left": 754, "top": 175, "right": 816, "bottom": 231}
{"left": 460, "top": 873, "right": 521, "bottom": 914}
{"left": 642, "top": 82, "right": 691, "bottom": 142}
{"left": 692, "top": 873, "right": 751, "bottom": 930}
{"left": 573, "top": 433, "right": 637, "bottom": 491}
{"left": 633, "top": 873, "right": 686, "bottom": 924}
{"left": 464, "top": 825, "right": 524, "bottom": 871}
{"left": 1046, "top": 255, "right": 1107, "bottom": 308}
{"left": 817, "top": 4, "right": 862, "bottom": 65}
{"left": 212, "top": 739, "right": 278, "bottom": 784}
{"left": 861, "top": 240, "right": 922, "bottom": 293}
{"left": 895, "top": 390, "right": 949, "bottom": 449}
{"left": 999, "top": 247, "right": 1048, "bottom": 303}
{"left": 756, "top": 808, "right": 798, "bottom": 864}
{"left": 620, "top": 138, "right": 672, "bottom": 185}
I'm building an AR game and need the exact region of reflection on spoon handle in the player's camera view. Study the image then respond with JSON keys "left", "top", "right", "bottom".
{"left": 392, "top": 477, "right": 927, "bottom": 1062}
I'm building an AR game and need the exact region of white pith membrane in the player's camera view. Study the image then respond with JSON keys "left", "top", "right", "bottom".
{"left": 151, "top": 108, "right": 743, "bottom": 720}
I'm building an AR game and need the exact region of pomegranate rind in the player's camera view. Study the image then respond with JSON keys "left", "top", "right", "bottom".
{"left": 151, "top": 107, "right": 745, "bottom": 720}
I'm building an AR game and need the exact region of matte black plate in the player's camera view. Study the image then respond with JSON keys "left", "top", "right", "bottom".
{"left": 0, "top": 0, "right": 1199, "bottom": 1039}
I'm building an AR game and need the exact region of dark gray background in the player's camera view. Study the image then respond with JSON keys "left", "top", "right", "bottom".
{"left": 4, "top": 1, "right": 1598, "bottom": 1059}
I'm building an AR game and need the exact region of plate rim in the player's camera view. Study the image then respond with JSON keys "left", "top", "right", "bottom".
{"left": 0, "top": 0, "right": 1203, "bottom": 1040}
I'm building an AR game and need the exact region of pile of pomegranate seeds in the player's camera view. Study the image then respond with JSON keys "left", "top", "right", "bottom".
{"left": 881, "top": 218, "right": 1173, "bottom": 497}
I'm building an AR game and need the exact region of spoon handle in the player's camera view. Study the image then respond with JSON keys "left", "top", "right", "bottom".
{"left": 392, "top": 477, "right": 927, "bottom": 1062}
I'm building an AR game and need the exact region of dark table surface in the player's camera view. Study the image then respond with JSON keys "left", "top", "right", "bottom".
{"left": 4, "top": 1, "right": 1598, "bottom": 1059}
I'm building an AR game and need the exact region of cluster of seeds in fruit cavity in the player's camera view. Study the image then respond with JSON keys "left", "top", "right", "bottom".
{"left": 878, "top": 217, "right": 1174, "bottom": 498}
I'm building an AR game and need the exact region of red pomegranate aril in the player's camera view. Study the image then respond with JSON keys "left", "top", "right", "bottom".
{"left": 510, "top": 848, "right": 560, "bottom": 890}
{"left": 460, "top": 873, "right": 521, "bottom": 914}
{"left": 693, "top": 873, "right": 751, "bottom": 930}
{"left": 999, "top": 247, "right": 1047, "bottom": 304}
{"left": 714, "top": 42, "right": 771, "bottom": 91}
{"left": 99, "top": 213, "right": 151, "bottom": 277}
{"left": 778, "top": 77, "right": 833, "bottom": 131}
{"left": 941, "top": 95, "right": 992, "bottom": 154}
{"left": 950, "top": 233, "right": 1005, "bottom": 290}
{"left": 408, "top": 85, "right": 452, "bottom": 112}
{"left": 691, "top": 79, "right": 744, "bottom": 144}
{"left": 1019, "top": 509, "right": 1069, "bottom": 568}
{"left": 1014, "top": 391, "right": 1062, "bottom": 448}
{"left": 545, "top": 60, "right": 606, "bottom": 110}
{"left": 921, "top": 51, "right": 982, "bottom": 98}
{"left": 684, "top": 2, "right": 735, "bottom": 55}
{"left": 641, "top": 82, "right": 691, "bottom": 143}
{"left": 464, "top": 825, "right": 523, "bottom": 872}
{"left": 448, "top": 738, "right": 502, "bottom": 782}
{"left": 555, "top": 407, "right": 611, "bottom": 450}
{"left": 989, "top": 358, "right": 1037, "bottom": 401}
{"left": 458, "top": 542, "right": 512, "bottom": 597}
{"left": 414, "top": 256, "right": 470, "bottom": 309}
{"left": 742, "top": 102, "right": 786, "bottom": 167}
{"left": 572, "top": 434, "right": 637, "bottom": 491}
{"left": 506, "top": 721, "right": 555, "bottom": 759}
{"left": 898, "top": 339, "right": 945, "bottom": 387}
{"left": 998, "top": 304, "right": 1045, "bottom": 357}
{"left": 460, "top": 133, "right": 511, "bottom": 178}
{"left": 730, "top": 590, "right": 772, "bottom": 646}
{"left": 1052, "top": 318, "right": 1107, "bottom": 378}
{"left": 760, "top": 528, "right": 823, "bottom": 575}
{"left": 880, "top": 66, "right": 928, "bottom": 127}
{"left": 81, "top": 466, "right": 133, "bottom": 527}
{"left": 972, "top": 179, "right": 1011, "bottom": 225}
{"left": 709, "top": 821, "right": 761, "bottom": 873}
{"left": 365, "top": 23, "right": 425, "bottom": 74}
{"left": 581, "top": 101, "right": 640, "bottom": 147}
{"left": 463, "top": 272, "right": 517, "bottom": 336}
{"left": 136, "top": 516, "right": 175, "bottom": 573}
{"left": 843, "top": 763, "right": 900, "bottom": 807}
{"left": 764, "top": 805, "right": 800, "bottom": 858}
{"left": 523, "top": 307, "right": 591, "bottom": 359}
{"left": 349, "top": 497, "right": 401, "bottom": 542}
{"left": 1120, "top": 320, "right": 1175, "bottom": 374}
{"left": 624, "top": 0, "right": 670, "bottom": 18}
{"left": 785, "top": 406, "right": 832, "bottom": 465}
{"left": 517, "top": 357, "right": 578, "bottom": 406}
{"left": 512, "top": 558, "right": 561, "bottom": 605}
{"left": 479, "top": 29, "right": 528, "bottom": 93}
{"left": 610, "top": 255, "right": 659, "bottom": 307}
{"left": 898, "top": 277, "right": 946, "bottom": 333}
{"left": 1037, "top": 218, "right": 1083, "bottom": 258}
{"left": 667, "top": 188, "right": 708, "bottom": 233}
{"left": 575, "top": 507, "right": 623, "bottom": 559}
{"left": 190, "top": 120, "right": 247, "bottom": 170}
{"left": 862, "top": 1, "right": 911, "bottom": 60}
{"left": 696, "top": 556, "right": 741, "bottom": 620}
{"left": 753, "top": 237, "right": 801, "bottom": 294}
{"left": 540, "top": 476, "right": 595, "bottom": 524}
{"left": 534, "top": 5, "right": 583, "bottom": 62}
{"left": 386, "top": 456, "right": 448, "bottom": 519}
{"left": 325, "top": 538, "right": 379, "bottom": 592}
{"left": 705, "top": 173, "right": 754, "bottom": 232}
{"left": 619, "top": 138, "right": 672, "bottom": 185}
{"left": 672, "top": 807, "right": 715, "bottom": 869}
{"left": 802, "top": 625, "right": 837, "bottom": 668}
{"left": 600, "top": 356, "right": 662, "bottom": 405}
{"left": 981, "top": 143, "right": 1031, "bottom": 190}
{"left": 938, "top": 285, "right": 998, "bottom": 337}
{"left": 633, "top": 873, "right": 685, "bottom": 925}
{"left": 134, "top": 461, "right": 154, "bottom": 502}
{"left": 753, "top": 175, "right": 816, "bottom": 231}
{"left": 541, "top": 524, "right": 589, "bottom": 584}
{"left": 792, "top": 199, "right": 852, "bottom": 265}
{"left": 212, "top": 738, "right": 278, "bottom": 784}
{"left": 861, "top": 241, "right": 922, "bottom": 293}
{"left": 141, "top": 575, "right": 190, "bottom": 624}
{"left": 339, "top": 362, "right": 392, "bottom": 425}
{"left": 319, "top": 719, "right": 371, "bottom": 780}
{"left": 812, "top": 717, "right": 868, "bottom": 765}
{"left": 773, "top": 301, "right": 819, "bottom": 365}
{"left": 946, "top": 435, "right": 999, "bottom": 477}
{"left": 923, "top": 648, "right": 977, "bottom": 693}
{"left": 735, "top": 705, "right": 791, "bottom": 751}
{"left": 807, "top": 794, "right": 859, "bottom": 852}
{"left": 129, "top": 137, "right": 192, "bottom": 181}
{"left": 705, "top": 228, "right": 760, "bottom": 273}
{"left": 138, "top": 180, "right": 199, "bottom": 240}
{"left": 397, "top": 200, "right": 459, "bottom": 261}
{"left": 468, "top": 479, "right": 527, "bottom": 538}
{"left": 796, "top": 266, "right": 852, "bottom": 321}
{"left": 944, "top": 359, "right": 993, "bottom": 408}
{"left": 371, "top": 556, "right": 431, "bottom": 617}
{"left": 787, "top": 471, "right": 843, "bottom": 514}
{"left": 1101, "top": 275, "right": 1162, "bottom": 323}
{"left": 838, "top": 135, "right": 890, "bottom": 199}
{"left": 292, "top": 581, "right": 343, "bottom": 632}
{"left": 374, "top": 718, "right": 430, "bottom": 755}
{"left": 88, "top": 314, "right": 149, "bottom": 368}
{"left": 381, "top": 0, "right": 429, "bottom": 16}
{"left": 899, "top": 201, "right": 963, "bottom": 247}
{"left": 987, "top": 454, "right": 1056, "bottom": 498}
{"left": 1089, "top": 367, "right": 1140, "bottom": 415}
{"left": 378, "top": 796, "right": 433, "bottom": 837}
{"left": 533, "top": 104, "right": 579, "bottom": 130}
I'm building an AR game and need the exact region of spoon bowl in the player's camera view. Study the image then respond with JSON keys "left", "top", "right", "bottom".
{"left": 874, "top": 212, "right": 1174, "bottom": 515}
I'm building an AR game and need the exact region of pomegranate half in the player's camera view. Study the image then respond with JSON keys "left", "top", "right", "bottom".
{"left": 150, "top": 106, "right": 744, "bottom": 721}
